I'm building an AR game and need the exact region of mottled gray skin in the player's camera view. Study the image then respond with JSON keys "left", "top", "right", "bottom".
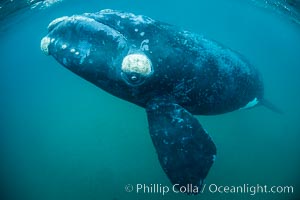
{"left": 45, "top": 9, "right": 264, "bottom": 115}
{"left": 42, "top": 9, "right": 264, "bottom": 194}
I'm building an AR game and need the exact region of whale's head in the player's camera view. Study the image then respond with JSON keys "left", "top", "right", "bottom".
{"left": 41, "top": 9, "right": 162, "bottom": 104}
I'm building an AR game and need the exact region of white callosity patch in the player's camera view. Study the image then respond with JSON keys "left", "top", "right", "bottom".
{"left": 47, "top": 16, "right": 68, "bottom": 30}
{"left": 140, "top": 39, "right": 150, "bottom": 51}
{"left": 99, "top": 9, "right": 154, "bottom": 25}
{"left": 68, "top": 15, "right": 96, "bottom": 23}
{"left": 61, "top": 44, "right": 67, "bottom": 49}
{"left": 240, "top": 97, "right": 259, "bottom": 110}
{"left": 40, "top": 36, "right": 51, "bottom": 55}
{"left": 121, "top": 54, "right": 152, "bottom": 76}
{"left": 132, "top": 15, "right": 154, "bottom": 25}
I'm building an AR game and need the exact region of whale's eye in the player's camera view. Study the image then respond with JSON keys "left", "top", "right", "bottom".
{"left": 130, "top": 75, "right": 138, "bottom": 81}
{"left": 121, "top": 53, "right": 153, "bottom": 86}
{"left": 122, "top": 72, "right": 144, "bottom": 85}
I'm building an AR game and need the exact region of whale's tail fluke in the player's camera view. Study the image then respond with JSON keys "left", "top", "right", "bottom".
{"left": 260, "top": 99, "right": 284, "bottom": 114}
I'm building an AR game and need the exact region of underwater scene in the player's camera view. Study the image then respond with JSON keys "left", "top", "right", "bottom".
{"left": 1, "top": 0, "right": 300, "bottom": 200}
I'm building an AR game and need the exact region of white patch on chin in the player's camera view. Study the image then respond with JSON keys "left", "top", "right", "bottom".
{"left": 240, "top": 97, "right": 259, "bottom": 110}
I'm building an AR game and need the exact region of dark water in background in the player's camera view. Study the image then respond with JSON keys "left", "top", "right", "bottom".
{"left": 1, "top": 0, "right": 300, "bottom": 199}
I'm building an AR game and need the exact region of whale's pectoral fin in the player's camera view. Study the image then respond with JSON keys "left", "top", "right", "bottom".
{"left": 146, "top": 98, "right": 216, "bottom": 194}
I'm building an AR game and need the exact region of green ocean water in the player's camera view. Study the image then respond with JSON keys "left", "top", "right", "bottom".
{"left": 1, "top": 0, "right": 300, "bottom": 199}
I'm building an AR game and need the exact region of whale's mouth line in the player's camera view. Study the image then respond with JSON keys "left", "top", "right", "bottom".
{"left": 41, "top": 12, "right": 131, "bottom": 75}
{"left": 41, "top": 15, "right": 123, "bottom": 58}
{"left": 41, "top": 16, "right": 100, "bottom": 55}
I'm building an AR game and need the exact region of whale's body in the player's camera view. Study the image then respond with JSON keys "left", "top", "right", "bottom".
{"left": 41, "top": 9, "right": 265, "bottom": 194}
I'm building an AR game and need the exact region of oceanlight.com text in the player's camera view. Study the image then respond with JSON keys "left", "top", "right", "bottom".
{"left": 124, "top": 183, "right": 294, "bottom": 196}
